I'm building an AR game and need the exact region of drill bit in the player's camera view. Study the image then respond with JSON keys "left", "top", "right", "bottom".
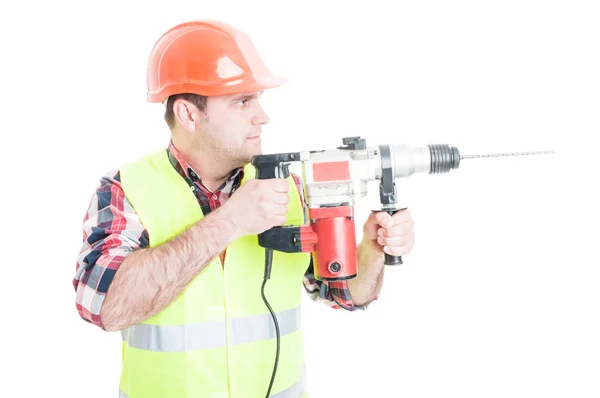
{"left": 460, "top": 150, "right": 555, "bottom": 159}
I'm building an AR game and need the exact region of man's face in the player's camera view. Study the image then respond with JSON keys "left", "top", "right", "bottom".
{"left": 194, "top": 91, "right": 269, "bottom": 166}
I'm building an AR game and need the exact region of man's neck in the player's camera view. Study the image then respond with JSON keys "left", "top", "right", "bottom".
{"left": 172, "top": 144, "right": 236, "bottom": 192}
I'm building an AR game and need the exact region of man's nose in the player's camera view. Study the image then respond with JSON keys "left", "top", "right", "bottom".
{"left": 251, "top": 103, "right": 270, "bottom": 126}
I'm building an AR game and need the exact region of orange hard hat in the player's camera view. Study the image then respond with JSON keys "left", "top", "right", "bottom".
{"left": 146, "top": 20, "right": 287, "bottom": 103}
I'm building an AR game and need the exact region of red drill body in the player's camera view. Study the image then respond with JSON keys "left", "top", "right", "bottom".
{"left": 308, "top": 206, "right": 358, "bottom": 280}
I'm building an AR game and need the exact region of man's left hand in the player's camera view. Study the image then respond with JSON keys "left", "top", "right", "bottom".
{"left": 362, "top": 208, "right": 415, "bottom": 257}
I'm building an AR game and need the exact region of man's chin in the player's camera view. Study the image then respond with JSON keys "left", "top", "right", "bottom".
{"left": 239, "top": 148, "right": 262, "bottom": 166}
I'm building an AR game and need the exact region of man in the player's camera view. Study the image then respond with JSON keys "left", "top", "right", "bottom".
{"left": 73, "top": 20, "right": 415, "bottom": 398}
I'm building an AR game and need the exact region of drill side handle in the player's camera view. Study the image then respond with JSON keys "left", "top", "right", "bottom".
{"left": 377, "top": 144, "right": 405, "bottom": 266}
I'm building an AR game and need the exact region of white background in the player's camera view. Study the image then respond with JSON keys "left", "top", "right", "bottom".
{"left": 1, "top": 0, "right": 599, "bottom": 397}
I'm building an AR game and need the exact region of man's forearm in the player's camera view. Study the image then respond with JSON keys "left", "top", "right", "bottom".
{"left": 100, "top": 208, "right": 239, "bottom": 331}
{"left": 347, "top": 238, "right": 385, "bottom": 306}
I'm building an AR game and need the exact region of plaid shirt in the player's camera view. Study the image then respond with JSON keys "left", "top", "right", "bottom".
{"left": 73, "top": 141, "right": 367, "bottom": 329}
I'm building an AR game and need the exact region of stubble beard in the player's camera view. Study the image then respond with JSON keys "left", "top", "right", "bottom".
{"left": 205, "top": 139, "right": 258, "bottom": 169}
{"left": 200, "top": 119, "right": 261, "bottom": 168}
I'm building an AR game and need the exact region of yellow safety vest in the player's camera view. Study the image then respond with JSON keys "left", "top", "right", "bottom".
{"left": 117, "top": 149, "right": 310, "bottom": 398}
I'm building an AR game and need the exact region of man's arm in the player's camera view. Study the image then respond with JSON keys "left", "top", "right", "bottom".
{"left": 74, "top": 169, "right": 289, "bottom": 332}
{"left": 347, "top": 238, "right": 385, "bottom": 306}
{"left": 73, "top": 170, "right": 238, "bottom": 332}
{"left": 100, "top": 209, "right": 238, "bottom": 331}
{"left": 73, "top": 170, "right": 147, "bottom": 329}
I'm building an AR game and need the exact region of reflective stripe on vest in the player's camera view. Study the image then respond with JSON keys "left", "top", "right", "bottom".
{"left": 119, "top": 365, "right": 307, "bottom": 398}
{"left": 122, "top": 306, "right": 301, "bottom": 352}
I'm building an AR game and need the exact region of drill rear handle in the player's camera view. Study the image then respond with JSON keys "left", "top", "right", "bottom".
{"left": 251, "top": 152, "right": 318, "bottom": 257}
{"left": 251, "top": 152, "right": 300, "bottom": 179}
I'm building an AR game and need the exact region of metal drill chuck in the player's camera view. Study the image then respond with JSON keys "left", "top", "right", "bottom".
{"left": 428, "top": 144, "right": 461, "bottom": 174}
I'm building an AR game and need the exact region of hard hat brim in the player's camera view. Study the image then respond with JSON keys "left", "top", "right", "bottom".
{"left": 147, "top": 74, "right": 288, "bottom": 103}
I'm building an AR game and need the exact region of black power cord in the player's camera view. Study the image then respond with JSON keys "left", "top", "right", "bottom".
{"left": 261, "top": 248, "right": 280, "bottom": 398}
{"left": 250, "top": 154, "right": 296, "bottom": 397}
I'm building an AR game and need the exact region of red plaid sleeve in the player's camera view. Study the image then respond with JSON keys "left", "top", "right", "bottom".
{"left": 73, "top": 170, "right": 149, "bottom": 329}
{"left": 291, "top": 173, "right": 368, "bottom": 311}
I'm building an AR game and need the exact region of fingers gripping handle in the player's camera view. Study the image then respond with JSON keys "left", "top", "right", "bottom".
{"left": 382, "top": 208, "right": 404, "bottom": 266}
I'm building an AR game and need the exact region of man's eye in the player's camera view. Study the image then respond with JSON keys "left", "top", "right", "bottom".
{"left": 236, "top": 99, "right": 248, "bottom": 107}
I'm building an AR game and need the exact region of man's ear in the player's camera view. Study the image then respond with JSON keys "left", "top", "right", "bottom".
{"left": 173, "top": 100, "right": 197, "bottom": 132}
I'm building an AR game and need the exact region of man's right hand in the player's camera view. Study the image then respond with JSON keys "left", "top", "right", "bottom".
{"left": 222, "top": 178, "right": 291, "bottom": 237}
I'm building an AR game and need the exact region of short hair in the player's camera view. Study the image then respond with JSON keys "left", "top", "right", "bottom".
{"left": 164, "top": 93, "right": 208, "bottom": 129}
